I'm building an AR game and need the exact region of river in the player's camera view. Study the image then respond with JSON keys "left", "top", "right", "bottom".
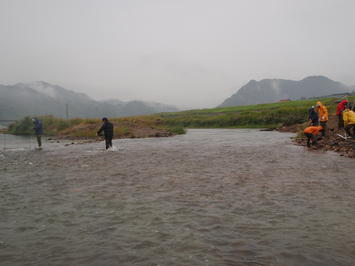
{"left": 0, "top": 129, "right": 354, "bottom": 266}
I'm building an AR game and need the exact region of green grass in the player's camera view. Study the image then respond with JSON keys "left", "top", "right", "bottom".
{"left": 7, "top": 115, "right": 186, "bottom": 138}
{"left": 160, "top": 96, "right": 355, "bottom": 128}
{"left": 7, "top": 116, "right": 84, "bottom": 136}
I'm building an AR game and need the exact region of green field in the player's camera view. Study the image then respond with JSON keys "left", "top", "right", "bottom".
{"left": 160, "top": 96, "right": 355, "bottom": 128}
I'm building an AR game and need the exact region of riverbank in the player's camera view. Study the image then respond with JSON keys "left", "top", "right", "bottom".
{"left": 5, "top": 96, "right": 355, "bottom": 158}
{"left": 6, "top": 115, "right": 185, "bottom": 140}
{"left": 279, "top": 114, "right": 355, "bottom": 158}
{"left": 8, "top": 97, "right": 352, "bottom": 139}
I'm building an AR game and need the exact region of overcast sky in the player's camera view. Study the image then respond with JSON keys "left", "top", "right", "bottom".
{"left": 1, "top": 0, "right": 354, "bottom": 109}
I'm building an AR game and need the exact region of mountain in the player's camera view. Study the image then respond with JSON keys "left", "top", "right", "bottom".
{"left": 0, "top": 81, "right": 178, "bottom": 120}
{"left": 219, "top": 76, "right": 351, "bottom": 107}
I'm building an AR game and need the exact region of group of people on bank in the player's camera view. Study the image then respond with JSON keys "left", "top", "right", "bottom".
{"left": 304, "top": 99, "right": 355, "bottom": 147}
{"left": 304, "top": 101, "right": 328, "bottom": 147}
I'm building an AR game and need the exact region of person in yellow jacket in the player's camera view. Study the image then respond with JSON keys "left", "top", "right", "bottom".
{"left": 316, "top": 101, "right": 328, "bottom": 136}
{"left": 342, "top": 106, "right": 355, "bottom": 139}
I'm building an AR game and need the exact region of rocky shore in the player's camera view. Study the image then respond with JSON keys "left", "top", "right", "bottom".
{"left": 279, "top": 114, "right": 355, "bottom": 158}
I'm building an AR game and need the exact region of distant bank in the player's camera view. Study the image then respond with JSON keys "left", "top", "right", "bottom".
{"left": 6, "top": 95, "right": 355, "bottom": 139}
{"left": 6, "top": 115, "right": 185, "bottom": 140}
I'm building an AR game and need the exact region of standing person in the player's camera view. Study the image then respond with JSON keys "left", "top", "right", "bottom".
{"left": 316, "top": 101, "right": 328, "bottom": 136}
{"left": 342, "top": 106, "right": 355, "bottom": 139}
{"left": 304, "top": 125, "right": 323, "bottom": 147}
{"left": 32, "top": 118, "right": 43, "bottom": 149}
{"left": 97, "top": 117, "right": 114, "bottom": 150}
{"left": 336, "top": 99, "right": 348, "bottom": 129}
{"left": 308, "top": 106, "right": 319, "bottom": 126}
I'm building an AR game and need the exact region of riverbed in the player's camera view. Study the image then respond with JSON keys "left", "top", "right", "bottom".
{"left": 1, "top": 129, "right": 355, "bottom": 266}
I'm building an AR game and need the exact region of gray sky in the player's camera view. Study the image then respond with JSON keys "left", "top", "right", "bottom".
{"left": 1, "top": 0, "right": 354, "bottom": 109}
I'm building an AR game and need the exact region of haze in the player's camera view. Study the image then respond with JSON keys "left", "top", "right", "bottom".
{"left": 1, "top": 0, "right": 354, "bottom": 109}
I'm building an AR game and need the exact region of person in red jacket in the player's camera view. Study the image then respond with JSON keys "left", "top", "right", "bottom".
{"left": 304, "top": 125, "right": 323, "bottom": 147}
{"left": 336, "top": 99, "right": 348, "bottom": 129}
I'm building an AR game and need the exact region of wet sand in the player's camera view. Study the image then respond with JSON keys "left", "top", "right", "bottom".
{"left": 1, "top": 129, "right": 355, "bottom": 266}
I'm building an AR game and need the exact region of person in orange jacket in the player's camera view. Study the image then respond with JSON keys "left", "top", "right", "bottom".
{"left": 316, "top": 101, "right": 328, "bottom": 136}
{"left": 342, "top": 106, "right": 355, "bottom": 139}
{"left": 304, "top": 125, "right": 323, "bottom": 147}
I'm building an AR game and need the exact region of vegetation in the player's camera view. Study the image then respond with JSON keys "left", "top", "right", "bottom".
{"left": 8, "top": 115, "right": 186, "bottom": 138}
{"left": 160, "top": 96, "right": 355, "bottom": 128}
{"left": 6, "top": 96, "right": 355, "bottom": 138}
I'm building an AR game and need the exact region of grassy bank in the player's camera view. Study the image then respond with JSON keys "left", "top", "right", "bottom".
{"left": 7, "top": 115, "right": 185, "bottom": 139}
{"left": 7, "top": 96, "right": 355, "bottom": 138}
{"left": 160, "top": 96, "right": 355, "bottom": 128}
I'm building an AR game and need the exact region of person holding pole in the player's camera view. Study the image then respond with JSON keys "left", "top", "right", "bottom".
{"left": 32, "top": 117, "right": 43, "bottom": 149}
{"left": 97, "top": 117, "right": 114, "bottom": 150}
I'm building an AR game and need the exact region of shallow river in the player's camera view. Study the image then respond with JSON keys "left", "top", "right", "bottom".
{"left": 1, "top": 129, "right": 355, "bottom": 266}
{"left": 0, "top": 134, "right": 43, "bottom": 151}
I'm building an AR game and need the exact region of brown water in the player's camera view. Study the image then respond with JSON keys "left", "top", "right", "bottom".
{"left": 1, "top": 129, "right": 355, "bottom": 266}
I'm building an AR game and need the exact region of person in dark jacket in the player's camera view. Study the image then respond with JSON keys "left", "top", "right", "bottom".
{"left": 308, "top": 106, "right": 319, "bottom": 126}
{"left": 97, "top": 117, "right": 114, "bottom": 150}
{"left": 32, "top": 118, "right": 43, "bottom": 149}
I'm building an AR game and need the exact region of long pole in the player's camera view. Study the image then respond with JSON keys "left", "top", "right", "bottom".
{"left": 66, "top": 103, "right": 69, "bottom": 120}
{"left": 3, "top": 133, "right": 5, "bottom": 151}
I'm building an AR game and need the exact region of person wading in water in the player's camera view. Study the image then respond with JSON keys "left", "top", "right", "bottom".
{"left": 32, "top": 117, "right": 43, "bottom": 150}
{"left": 97, "top": 117, "right": 114, "bottom": 150}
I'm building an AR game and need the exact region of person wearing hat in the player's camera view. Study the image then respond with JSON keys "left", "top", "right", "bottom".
{"left": 308, "top": 106, "right": 319, "bottom": 126}
{"left": 336, "top": 99, "right": 348, "bottom": 129}
{"left": 304, "top": 125, "right": 323, "bottom": 147}
{"left": 315, "top": 101, "right": 328, "bottom": 136}
{"left": 97, "top": 117, "right": 114, "bottom": 150}
{"left": 32, "top": 117, "right": 43, "bottom": 149}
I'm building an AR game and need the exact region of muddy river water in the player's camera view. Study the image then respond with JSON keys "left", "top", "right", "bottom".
{"left": 1, "top": 129, "right": 355, "bottom": 266}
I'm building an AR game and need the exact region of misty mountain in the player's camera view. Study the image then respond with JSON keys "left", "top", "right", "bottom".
{"left": 219, "top": 76, "right": 351, "bottom": 107}
{"left": 0, "top": 81, "right": 178, "bottom": 120}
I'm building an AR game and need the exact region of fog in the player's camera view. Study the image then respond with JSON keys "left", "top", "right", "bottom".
{"left": 1, "top": 0, "right": 354, "bottom": 109}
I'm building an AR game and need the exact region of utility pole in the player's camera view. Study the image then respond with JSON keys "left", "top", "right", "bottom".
{"left": 3, "top": 133, "right": 6, "bottom": 151}
{"left": 66, "top": 104, "right": 69, "bottom": 120}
